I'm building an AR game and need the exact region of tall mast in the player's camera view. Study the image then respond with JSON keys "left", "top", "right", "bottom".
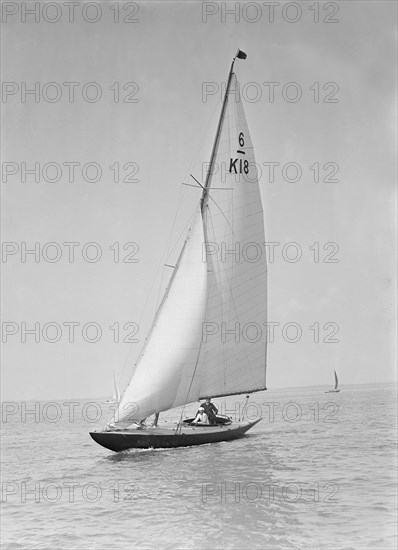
{"left": 200, "top": 50, "right": 242, "bottom": 212}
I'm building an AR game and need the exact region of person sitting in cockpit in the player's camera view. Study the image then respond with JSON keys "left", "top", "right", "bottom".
{"left": 191, "top": 407, "right": 208, "bottom": 424}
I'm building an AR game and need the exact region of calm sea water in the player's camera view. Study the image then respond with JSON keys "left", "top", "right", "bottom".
{"left": 1, "top": 383, "right": 396, "bottom": 549}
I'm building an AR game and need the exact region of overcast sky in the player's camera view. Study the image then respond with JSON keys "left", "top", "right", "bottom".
{"left": 2, "top": 1, "right": 396, "bottom": 400}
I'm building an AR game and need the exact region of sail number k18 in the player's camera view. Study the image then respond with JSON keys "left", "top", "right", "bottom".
{"left": 229, "top": 133, "right": 249, "bottom": 174}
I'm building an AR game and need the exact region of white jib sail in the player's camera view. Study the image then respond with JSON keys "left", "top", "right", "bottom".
{"left": 112, "top": 211, "right": 208, "bottom": 424}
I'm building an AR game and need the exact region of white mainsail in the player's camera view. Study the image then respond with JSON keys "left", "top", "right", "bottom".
{"left": 190, "top": 73, "right": 267, "bottom": 400}
{"left": 112, "top": 66, "right": 267, "bottom": 425}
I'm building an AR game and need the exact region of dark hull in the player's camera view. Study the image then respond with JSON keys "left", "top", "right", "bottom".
{"left": 90, "top": 419, "right": 261, "bottom": 452}
{"left": 325, "top": 390, "right": 340, "bottom": 393}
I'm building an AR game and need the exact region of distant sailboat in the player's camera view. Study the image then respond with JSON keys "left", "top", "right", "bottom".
{"left": 104, "top": 371, "right": 120, "bottom": 404}
{"left": 325, "top": 370, "right": 340, "bottom": 393}
{"left": 90, "top": 50, "right": 267, "bottom": 452}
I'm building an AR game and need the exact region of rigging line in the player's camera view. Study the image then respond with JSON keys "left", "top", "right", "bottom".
{"left": 190, "top": 174, "right": 205, "bottom": 189}
{"left": 182, "top": 98, "right": 220, "bottom": 181}
{"left": 206, "top": 191, "right": 236, "bottom": 242}
{"left": 164, "top": 190, "right": 185, "bottom": 256}
{"left": 184, "top": 181, "right": 233, "bottom": 190}
{"left": 156, "top": 103, "right": 219, "bottom": 310}
{"left": 155, "top": 186, "right": 188, "bottom": 310}
{"left": 176, "top": 98, "right": 218, "bottom": 210}
{"left": 155, "top": 188, "right": 201, "bottom": 312}
{"left": 177, "top": 98, "right": 221, "bottom": 225}
{"left": 175, "top": 338, "right": 203, "bottom": 435}
{"left": 152, "top": 98, "right": 223, "bottom": 334}
{"left": 161, "top": 205, "right": 198, "bottom": 274}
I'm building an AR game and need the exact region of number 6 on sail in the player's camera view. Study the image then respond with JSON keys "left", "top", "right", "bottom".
{"left": 90, "top": 50, "right": 268, "bottom": 452}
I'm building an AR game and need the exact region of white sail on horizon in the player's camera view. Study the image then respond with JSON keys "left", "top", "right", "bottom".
{"left": 334, "top": 369, "right": 339, "bottom": 390}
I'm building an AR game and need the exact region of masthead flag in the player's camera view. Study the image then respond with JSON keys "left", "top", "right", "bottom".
{"left": 236, "top": 50, "right": 247, "bottom": 60}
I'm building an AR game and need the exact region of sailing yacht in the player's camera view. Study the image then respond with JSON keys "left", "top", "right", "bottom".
{"left": 325, "top": 370, "right": 340, "bottom": 393}
{"left": 90, "top": 50, "right": 268, "bottom": 451}
{"left": 103, "top": 371, "right": 120, "bottom": 404}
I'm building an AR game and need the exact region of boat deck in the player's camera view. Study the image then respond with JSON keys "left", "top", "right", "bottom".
{"left": 90, "top": 419, "right": 261, "bottom": 451}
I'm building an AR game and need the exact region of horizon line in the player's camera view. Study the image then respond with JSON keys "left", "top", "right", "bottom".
{"left": 1, "top": 380, "right": 396, "bottom": 403}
